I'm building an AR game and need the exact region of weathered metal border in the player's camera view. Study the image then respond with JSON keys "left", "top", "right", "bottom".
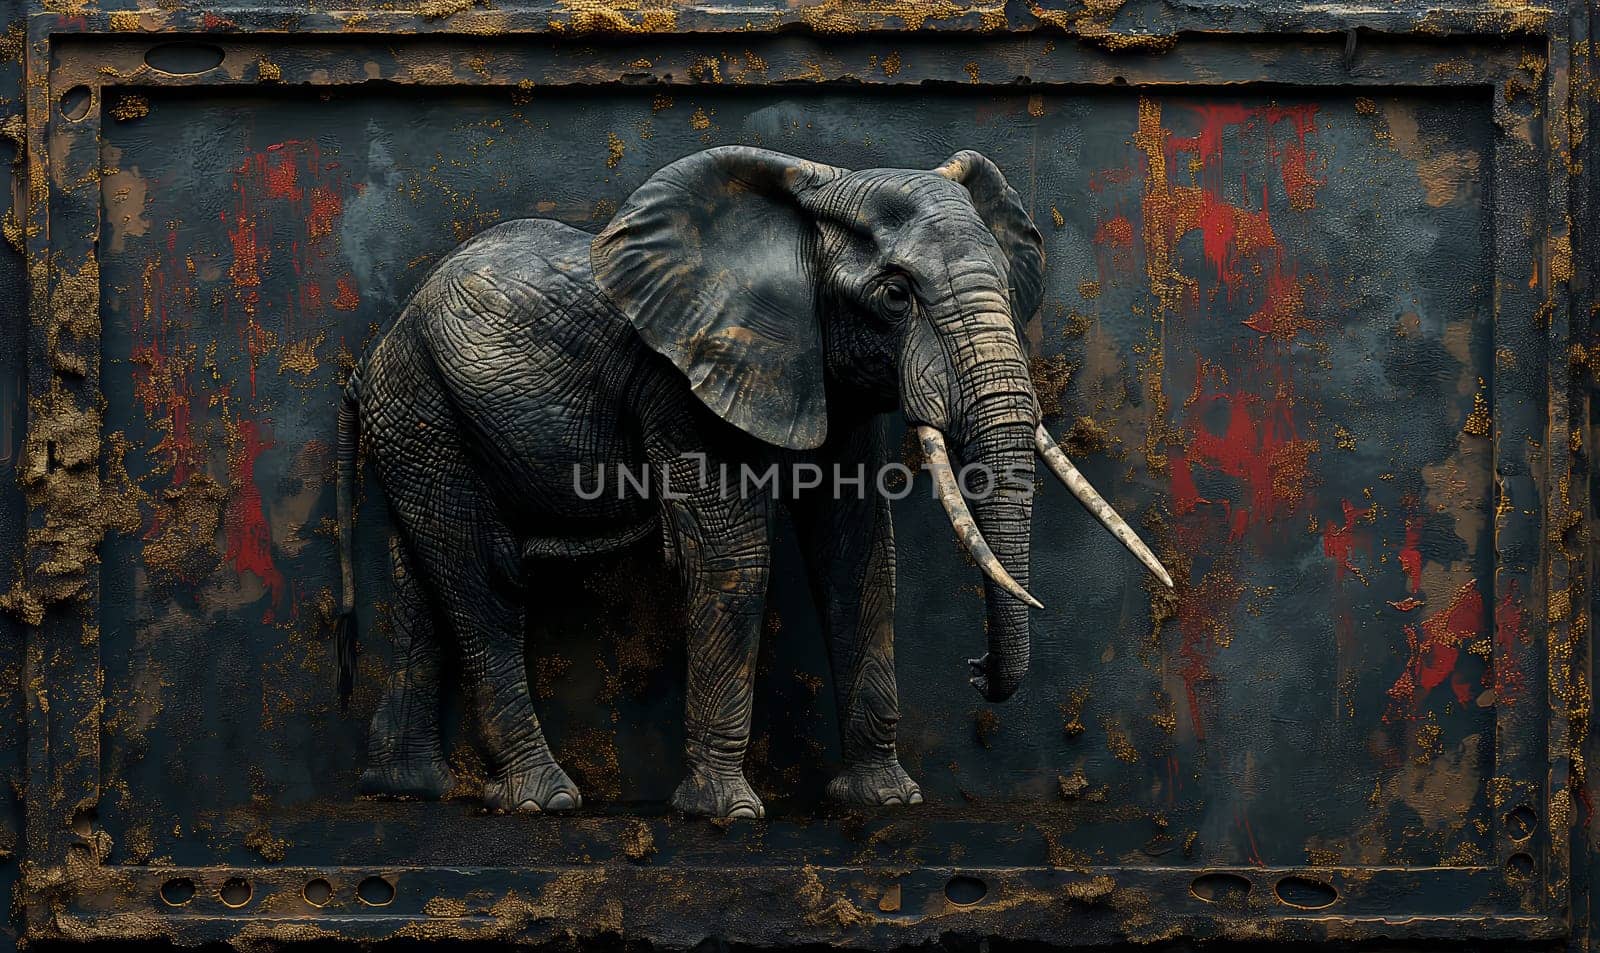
{"left": 15, "top": 7, "right": 1579, "bottom": 946}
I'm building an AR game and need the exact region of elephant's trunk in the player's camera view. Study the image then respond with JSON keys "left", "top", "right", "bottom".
{"left": 911, "top": 254, "right": 1042, "bottom": 702}
{"left": 954, "top": 411, "right": 1037, "bottom": 702}
{"left": 920, "top": 425, "right": 1039, "bottom": 611}
{"left": 919, "top": 418, "right": 1038, "bottom": 703}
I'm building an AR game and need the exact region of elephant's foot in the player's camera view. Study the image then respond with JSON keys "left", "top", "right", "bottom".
{"left": 826, "top": 758, "right": 923, "bottom": 807}
{"left": 672, "top": 767, "right": 764, "bottom": 819}
{"left": 483, "top": 759, "right": 582, "bottom": 813}
{"left": 359, "top": 756, "right": 456, "bottom": 800}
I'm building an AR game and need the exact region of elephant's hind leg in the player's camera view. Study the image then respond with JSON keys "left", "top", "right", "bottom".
{"left": 398, "top": 460, "right": 581, "bottom": 813}
{"left": 359, "top": 536, "right": 456, "bottom": 799}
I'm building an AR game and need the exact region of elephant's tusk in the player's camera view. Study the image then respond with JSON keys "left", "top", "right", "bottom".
{"left": 1035, "top": 425, "right": 1175, "bottom": 589}
{"left": 917, "top": 425, "right": 1044, "bottom": 610}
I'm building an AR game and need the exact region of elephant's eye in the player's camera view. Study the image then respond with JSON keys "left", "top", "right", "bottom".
{"left": 876, "top": 275, "right": 914, "bottom": 320}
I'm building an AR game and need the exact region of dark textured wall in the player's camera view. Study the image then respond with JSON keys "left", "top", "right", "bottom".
{"left": 93, "top": 84, "right": 1500, "bottom": 868}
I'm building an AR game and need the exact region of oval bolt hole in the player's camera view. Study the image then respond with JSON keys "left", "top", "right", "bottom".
{"left": 219, "top": 877, "right": 252, "bottom": 908}
{"left": 1274, "top": 876, "right": 1337, "bottom": 909}
{"left": 358, "top": 875, "right": 395, "bottom": 906}
{"left": 70, "top": 806, "right": 97, "bottom": 837}
{"left": 1507, "top": 852, "right": 1535, "bottom": 879}
{"left": 144, "top": 42, "right": 225, "bottom": 75}
{"left": 303, "top": 878, "right": 332, "bottom": 907}
{"left": 59, "top": 86, "right": 91, "bottom": 122}
{"left": 1506, "top": 804, "right": 1537, "bottom": 841}
{"left": 159, "top": 878, "right": 195, "bottom": 907}
{"left": 1191, "top": 872, "right": 1251, "bottom": 905}
{"left": 944, "top": 875, "right": 987, "bottom": 906}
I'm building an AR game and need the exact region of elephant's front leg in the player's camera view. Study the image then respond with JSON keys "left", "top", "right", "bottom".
{"left": 793, "top": 422, "right": 922, "bottom": 807}
{"left": 656, "top": 451, "right": 774, "bottom": 820}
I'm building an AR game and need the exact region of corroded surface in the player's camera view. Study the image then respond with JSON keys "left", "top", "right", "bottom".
{"left": 0, "top": 4, "right": 1593, "bottom": 949}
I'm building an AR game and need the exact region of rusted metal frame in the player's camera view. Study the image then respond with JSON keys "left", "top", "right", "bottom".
{"left": 56, "top": 865, "right": 1571, "bottom": 946}
{"left": 20, "top": 10, "right": 110, "bottom": 940}
{"left": 1540, "top": 0, "right": 1584, "bottom": 924}
{"left": 1483, "top": 5, "right": 1563, "bottom": 917}
{"left": 0, "top": 0, "right": 32, "bottom": 893}
{"left": 1571, "top": 0, "right": 1599, "bottom": 936}
{"left": 1547, "top": 5, "right": 1580, "bottom": 927}
{"left": 21, "top": 9, "right": 104, "bottom": 940}
{"left": 27, "top": 4, "right": 1563, "bottom": 40}
{"left": 20, "top": 14, "right": 1573, "bottom": 945}
{"left": 51, "top": 33, "right": 1521, "bottom": 92}
{"left": 17, "top": 15, "right": 49, "bottom": 941}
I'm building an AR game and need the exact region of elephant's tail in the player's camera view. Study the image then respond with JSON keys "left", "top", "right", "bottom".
{"left": 334, "top": 369, "right": 362, "bottom": 708}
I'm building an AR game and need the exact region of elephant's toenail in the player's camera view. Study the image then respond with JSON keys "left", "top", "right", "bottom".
{"left": 728, "top": 805, "right": 757, "bottom": 819}
{"left": 545, "top": 792, "right": 576, "bottom": 811}
{"left": 909, "top": 791, "right": 924, "bottom": 804}
{"left": 883, "top": 796, "right": 904, "bottom": 806}
{"left": 517, "top": 799, "right": 542, "bottom": 812}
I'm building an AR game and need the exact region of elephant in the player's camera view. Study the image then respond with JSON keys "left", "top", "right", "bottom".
{"left": 332, "top": 145, "right": 1172, "bottom": 820}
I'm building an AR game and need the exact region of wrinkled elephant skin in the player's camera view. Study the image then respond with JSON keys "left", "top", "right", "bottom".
{"left": 334, "top": 146, "right": 1169, "bottom": 819}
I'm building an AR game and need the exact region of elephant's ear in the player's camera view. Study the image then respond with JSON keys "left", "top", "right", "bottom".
{"left": 592, "top": 146, "right": 843, "bottom": 451}
{"left": 934, "top": 151, "right": 1046, "bottom": 329}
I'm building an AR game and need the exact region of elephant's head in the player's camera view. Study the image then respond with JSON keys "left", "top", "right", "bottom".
{"left": 593, "top": 146, "right": 1171, "bottom": 702}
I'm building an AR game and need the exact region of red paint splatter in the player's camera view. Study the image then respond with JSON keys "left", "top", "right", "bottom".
{"left": 1322, "top": 500, "right": 1372, "bottom": 582}
{"left": 226, "top": 211, "right": 264, "bottom": 288}
{"left": 260, "top": 150, "right": 301, "bottom": 200}
{"left": 132, "top": 235, "right": 201, "bottom": 483}
{"left": 1385, "top": 581, "right": 1485, "bottom": 720}
{"left": 308, "top": 187, "right": 343, "bottom": 241}
{"left": 1398, "top": 518, "right": 1423, "bottom": 592}
{"left": 1487, "top": 583, "right": 1527, "bottom": 704}
{"left": 224, "top": 418, "right": 285, "bottom": 619}
{"left": 1171, "top": 388, "right": 1313, "bottom": 527}
{"left": 1117, "top": 99, "right": 1331, "bottom": 740}
{"left": 1279, "top": 140, "right": 1324, "bottom": 211}
{"left": 123, "top": 137, "right": 360, "bottom": 623}
{"left": 1191, "top": 187, "right": 1280, "bottom": 289}
{"left": 1167, "top": 455, "right": 1203, "bottom": 516}
{"left": 333, "top": 275, "right": 361, "bottom": 311}
{"left": 1417, "top": 582, "right": 1483, "bottom": 689}
{"left": 1139, "top": 102, "right": 1326, "bottom": 307}
{"left": 1242, "top": 272, "right": 1309, "bottom": 340}
{"left": 1168, "top": 103, "right": 1320, "bottom": 172}
{"left": 1088, "top": 166, "right": 1137, "bottom": 192}
{"left": 1166, "top": 103, "right": 1258, "bottom": 167}
{"left": 243, "top": 319, "right": 275, "bottom": 396}
{"left": 226, "top": 139, "right": 354, "bottom": 334}
{"left": 1094, "top": 215, "right": 1134, "bottom": 248}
